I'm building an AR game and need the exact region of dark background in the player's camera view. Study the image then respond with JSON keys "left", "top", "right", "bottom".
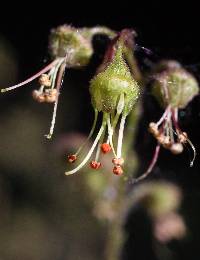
{"left": 0, "top": 2, "right": 200, "bottom": 260}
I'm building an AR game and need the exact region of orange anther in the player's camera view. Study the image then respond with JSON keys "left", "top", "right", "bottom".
{"left": 101, "top": 143, "right": 111, "bottom": 154}
{"left": 113, "top": 165, "right": 123, "bottom": 176}
{"left": 178, "top": 132, "right": 187, "bottom": 144}
{"left": 67, "top": 154, "right": 77, "bottom": 163}
{"left": 39, "top": 74, "right": 51, "bottom": 87}
{"left": 90, "top": 161, "right": 101, "bottom": 170}
{"left": 112, "top": 158, "right": 124, "bottom": 166}
{"left": 44, "top": 89, "right": 58, "bottom": 103}
{"left": 32, "top": 90, "right": 46, "bottom": 103}
{"left": 170, "top": 143, "right": 183, "bottom": 155}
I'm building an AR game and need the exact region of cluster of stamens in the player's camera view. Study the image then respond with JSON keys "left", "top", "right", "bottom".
{"left": 67, "top": 140, "right": 125, "bottom": 175}
{"left": 1, "top": 58, "right": 66, "bottom": 139}
{"left": 149, "top": 121, "right": 186, "bottom": 155}
{"left": 134, "top": 106, "right": 196, "bottom": 184}
{"left": 112, "top": 158, "right": 124, "bottom": 175}
{"left": 65, "top": 93, "right": 128, "bottom": 176}
{"left": 32, "top": 74, "right": 58, "bottom": 103}
{"left": 148, "top": 105, "right": 195, "bottom": 164}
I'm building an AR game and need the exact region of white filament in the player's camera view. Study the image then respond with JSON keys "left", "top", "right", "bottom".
{"left": 45, "top": 97, "right": 59, "bottom": 139}
{"left": 187, "top": 137, "right": 197, "bottom": 167}
{"left": 65, "top": 123, "right": 106, "bottom": 175}
{"left": 45, "top": 61, "right": 66, "bottom": 139}
{"left": 75, "top": 109, "right": 99, "bottom": 156}
{"left": 156, "top": 105, "right": 171, "bottom": 127}
{"left": 1, "top": 59, "right": 60, "bottom": 92}
{"left": 117, "top": 93, "right": 125, "bottom": 115}
{"left": 117, "top": 115, "right": 126, "bottom": 158}
{"left": 107, "top": 115, "right": 117, "bottom": 157}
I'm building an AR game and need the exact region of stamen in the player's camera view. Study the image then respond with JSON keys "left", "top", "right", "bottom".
{"left": 95, "top": 143, "right": 102, "bottom": 162}
{"left": 95, "top": 127, "right": 106, "bottom": 162}
{"left": 156, "top": 105, "right": 171, "bottom": 127}
{"left": 101, "top": 143, "right": 111, "bottom": 154}
{"left": 90, "top": 161, "right": 101, "bottom": 170}
{"left": 1, "top": 59, "right": 60, "bottom": 93}
{"left": 117, "top": 93, "right": 125, "bottom": 115}
{"left": 149, "top": 122, "right": 159, "bottom": 137}
{"left": 112, "top": 157, "right": 124, "bottom": 166}
{"left": 112, "top": 93, "right": 125, "bottom": 129}
{"left": 75, "top": 109, "right": 98, "bottom": 156}
{"left": 161, "top": 135, "right": 171, "bottom": 149}
{"left": 39, "top": 74, "right": 51, "bottom": 87}
{"left": 107, "top": 115, "right": 117, "bottom": 157}
{"left": 170, "top": 143, "right": 183, "bottom": 154}
{"left": 68, "top": 154, "right": 77, "bottom": 163}
{"left": 171, "top": 109, "right": 196, "bottom": 167}
{"left": 44, "top": 89, "right": 58, "bottom": 103}
{"left": 65, "top": 121, "right": 106, "bottom": 175}
{"left": 174, "top": 108, "right": 178, "bottom": 122}
{"left": 112, "top": 112, "right": 120, "bottom": 130}
{"left": 184, "top": 136, "right": 196, "bottom": 167}
{"left": 168, "top": 118, "right": 175, "bottom": 144}
{"left": 117, "top": 115, "right": 126, "bottom": 159}
{"left": 32, "top": 90, "right": 45, "bottom": 103}
{"left": 133, "top": 144, "right": 161, "bottom": 183}
{"left": 113, "top": 165, "right": 123, "bottom": 175}
{"left": 45, "top": 61, "right": 66, "bottom": 139}
{"left": 178, "top": 132, "right": 187, "bottom": 143}
{"left": 50, "top": 59, "right": 65, "bottom": 89}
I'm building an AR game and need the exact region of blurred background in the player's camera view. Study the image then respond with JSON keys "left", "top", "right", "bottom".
{"left": 0, "top": 2, "right": 200, "bottom": 260}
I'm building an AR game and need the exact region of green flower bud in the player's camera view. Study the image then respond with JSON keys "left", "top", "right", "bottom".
{"left": 152, "top": 61, "right": 199, "bottom": 109}
{"left": 90, "top": 44, "right": 140, "bottom": 115}
{"left": 49, "top": 25, "right": 93, "bottom": 67}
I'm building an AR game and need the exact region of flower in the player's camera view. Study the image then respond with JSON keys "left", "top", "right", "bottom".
{"left": 65, "top": 31, "right": 140, "bottom": 176}
{"left": 136, "top": 60, "right": 199, "bottom": 182}
{"left": 1, "top": 25, "right": 115, "bottom": 139}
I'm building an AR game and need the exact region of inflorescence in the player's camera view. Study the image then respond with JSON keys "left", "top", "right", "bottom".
{"left": 1, "top": 26, "right": 199, "bottom": 180}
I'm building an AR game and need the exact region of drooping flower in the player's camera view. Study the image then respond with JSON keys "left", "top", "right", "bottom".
{"left": 135, "top": 60, "right": 199, "bottom": 182}
{"left": 1, "top": 25, "right": 115, "bottom": 139}
{"left": 65, "top": 30, "right": 140, "bottom": 176}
